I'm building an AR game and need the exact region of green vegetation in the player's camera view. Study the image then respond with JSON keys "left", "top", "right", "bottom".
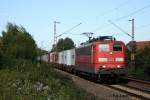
{"left": 2, "top": 23, "right": 37, "bottom": 60}
{"left": 0, "top": 61, "right": 96, "bottom": 100}
{"left": 51, "top": 37, "right": 75, "bottom": 52}
{"left": 126, "top": 47, "right": 150, "bottom": 80}
{"left": 0, "top": 23, "right": 96, "bottom": 100}
{"left": 0, "top": 23, "right": 37, "bottom": 68}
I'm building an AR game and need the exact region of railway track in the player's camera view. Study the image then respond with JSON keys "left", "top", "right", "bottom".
{"left": 123, "top": 76, "right": 150, "bottom": 93}
{"left": 106, "top": 84, "right": 150, "bottom": 100}
{"left": 74, "top": 70, "right": 150, "bottom": 99}
{"left": 101, "top": 76, "right": 150, "bottom": 100}
{"left": 125, "top": 76, "right": 150, "bottom": 85}
{"left": 54, "top": 68, "right": 150, "bottom": 100}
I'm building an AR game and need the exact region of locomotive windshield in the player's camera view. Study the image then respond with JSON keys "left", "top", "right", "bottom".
{"left": 113, "top": 44, "right": 122, "bottom": 51}
{"left": 99, "top": 44, "right": 109, "bottom": 52}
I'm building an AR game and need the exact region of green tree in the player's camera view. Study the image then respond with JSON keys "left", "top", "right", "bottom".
{"left": 1, "top": 23, "right": 37, "bottom": 61}
{"left": 63, "top": 37, "right": 75, "bottom": 50}
{"left": 0, "top": 36, "right": 2, "bottom": 66}
{"left": 56, "top": 38, "right": 65, "bottom": 51}
{"left": 51, "top": 37, "right": 75, "bottom": 52}
{"left": 135, "top": 47, "right": 150, "bottom": 76}
{"left": 125, "top": 48, "right": 131, "bottom": 67}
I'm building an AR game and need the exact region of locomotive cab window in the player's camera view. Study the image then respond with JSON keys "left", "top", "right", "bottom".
{"left": 113, "top": 45, "right": 122, "bottom": 51}
{"left": 99, "top": 44, "right": 109, "bottom": 52}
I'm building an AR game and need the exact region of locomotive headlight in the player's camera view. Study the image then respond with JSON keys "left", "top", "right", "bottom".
{"left": 102, "top": 65, "right": 106, "bottom": 68}
{"left": 109, "top": 52, "right": 113, "bottom": 55}
{"left": 116, "top": 58, "right": 124, "bottom": 62}
{"left": 117, "top": 65, "right": 121, "bottom": 68}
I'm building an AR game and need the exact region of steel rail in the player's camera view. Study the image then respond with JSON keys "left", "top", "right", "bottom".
{"left": 105, "top": 84, "right": 150, "bottom": 100}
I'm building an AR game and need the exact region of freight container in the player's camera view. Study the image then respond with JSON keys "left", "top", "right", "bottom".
{"left": 58, "top": 51, "right": 64, "bottom": 64}
{"left": 63, "top": 49, "right": 75, "bottom": 66}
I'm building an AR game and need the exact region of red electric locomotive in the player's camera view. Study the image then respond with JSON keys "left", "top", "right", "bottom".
{"left": 75, "top": 36, "right": 126, "bottom": 79}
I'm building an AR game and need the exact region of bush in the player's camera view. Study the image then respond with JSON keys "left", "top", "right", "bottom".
{"left": 135, "top": 48, "right": 150, "bottom": 75}
{"left": 1, "top": 23, "right": 37, "bottom": 62}
{"left": 0, "top": 23, "right": 37, "bottom": 69}
{"left": 0, "top": 50, "right": 2, "bottom": 67}
{"left": 127, "top": 47, "right": 150, "bottom": 80}
{"left": 0, "top": 60, "right": 96, "bottom": 100}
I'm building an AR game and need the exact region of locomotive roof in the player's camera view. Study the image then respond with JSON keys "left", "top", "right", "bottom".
{"left": 78, "top": 40, "right": 124, "bottom": 48}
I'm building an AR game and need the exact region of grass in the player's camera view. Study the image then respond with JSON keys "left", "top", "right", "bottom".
{"left": 0, "top": 60, "right": 97, "bottom": 100}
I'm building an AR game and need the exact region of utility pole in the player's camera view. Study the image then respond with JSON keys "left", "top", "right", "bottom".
{"left": 108, "top": 19, "right": 136, "bottom": 70}
{"left": 129, "top": 19, "right": 134, "bottom": 41}
{"left": 54, "top": 21, "right": 60, "bottom": 50}
{"left": 129, "top": 18, "right": 136, "bottom": 70}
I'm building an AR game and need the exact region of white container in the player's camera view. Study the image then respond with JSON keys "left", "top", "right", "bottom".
{"left": 63, "top": 49, "right": 75, "bottom": 66}
{"left": 49, "top": 53, "right": 53, "bottom": 62}
{"left": 58, "top": 51, "right": 64, "bottom": 64}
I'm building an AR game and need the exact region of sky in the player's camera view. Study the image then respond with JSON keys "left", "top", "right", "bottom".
{"left": 0, "top": 0, "right": 150, "bottom": 51}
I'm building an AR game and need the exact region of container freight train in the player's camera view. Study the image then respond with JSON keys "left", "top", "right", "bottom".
{"left": 41, "top": 36, "right": 126, "bottom": 81}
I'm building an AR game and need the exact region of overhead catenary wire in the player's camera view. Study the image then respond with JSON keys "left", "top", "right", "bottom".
{"left": 75, "top": 0, "right": 130, "bottom": 34}
{"left": 57, "top": 23, "right": 82, "bottom": 37}
{"left": 108, "top": 20, "right": 132, "bottom": 37}
{"left": 100, "top": 0, "right": 130, "bottom": 16}
{"left": 92, "top": 3, "right": 150, "bottom": 33}
{"left": 115, "top": 4, "right": 150, "bottom": 21}
{"left": 91, "top": 0, "right": 131, "bottom": 32}
{"left": 92, "top": 23, "right": 110, "bottom": 33}
{"left": 94, "top": 22, "right": 150, "bottom": 37}
{"left": 136, "top": 23, "right": 150, "bottom": 30}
